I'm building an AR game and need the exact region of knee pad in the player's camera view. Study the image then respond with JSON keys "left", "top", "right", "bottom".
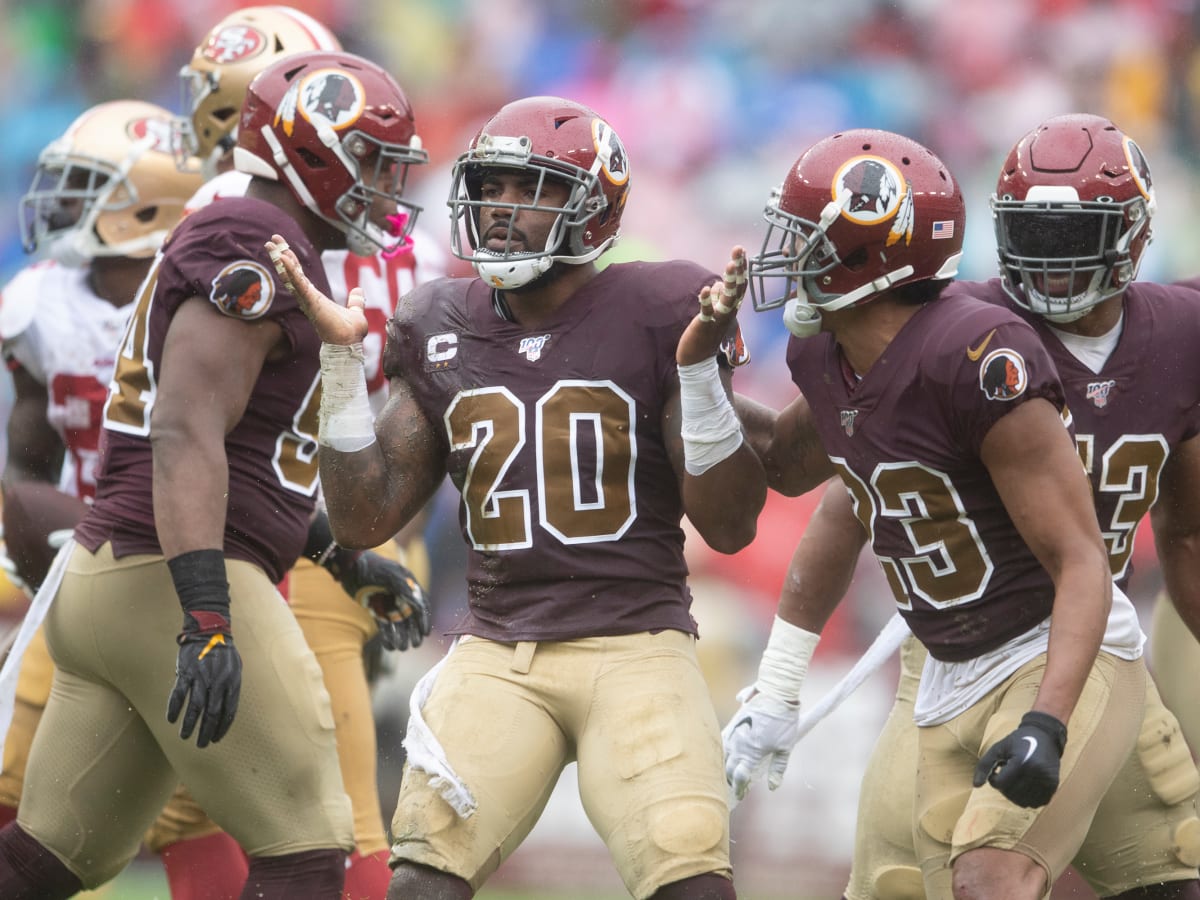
{"left": 1174, "top": 818, "right": 1200, "bottom": 868}
{"left": 873, "top": 865, "right": 925, "bottom": 900}
{"left": 647, "top": 799, "right": 726, "bottom": 856}
{"left": 1138, "top": 707, "right": 1200, "bottom": 808}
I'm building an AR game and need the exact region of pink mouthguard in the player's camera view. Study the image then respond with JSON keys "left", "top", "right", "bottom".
{"left": 382, "top": 213, "right": 415, "bottom": 259}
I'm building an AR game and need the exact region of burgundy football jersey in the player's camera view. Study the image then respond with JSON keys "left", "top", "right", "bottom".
{"left": 787, "top": 293, "right": 1067, "bottom": 661}
{"left": 75, "top": 197, "right": 327, "bottom": 583}
{"left": 383, "top": 260, "right": 718, "bottom": 641}
{"left": 948, "top": 277, "right": 1200, "bottom": 589}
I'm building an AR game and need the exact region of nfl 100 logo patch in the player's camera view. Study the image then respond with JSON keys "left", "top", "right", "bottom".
{"left": 518, "top": 334, "right": 551, "bottom": 361}
{"left": 1085, "top": 379, "right": 1117, "bottom": 408}
{"left": 840, "top": 409, "right": 860, "bottom": 436}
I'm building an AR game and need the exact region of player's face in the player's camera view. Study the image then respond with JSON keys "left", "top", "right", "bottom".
{"left": 477, "top": 170, "right": 570, "bottom": 255}
{"left": 359, "top": 150, "right": 403, "bottom": 229}
{"left": 46, "top": 168, "right": 97, "bottom": 231}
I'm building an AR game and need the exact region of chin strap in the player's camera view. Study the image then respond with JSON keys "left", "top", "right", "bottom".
{"left": 779, "top": 264, "right": 916, "bottom": 339}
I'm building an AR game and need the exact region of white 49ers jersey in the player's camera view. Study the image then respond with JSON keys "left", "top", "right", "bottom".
{"left": 0, "top": 260, "right": 132, "bottom": 499}
{"left": 185, "top": 170, "right": 447, "bottom": 410}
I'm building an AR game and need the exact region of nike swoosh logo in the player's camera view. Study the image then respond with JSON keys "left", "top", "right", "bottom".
{"left": 733, "top": 716, "right": 753, "bottom": 731}
{"left": 1020, "top": 735, "right": 1039, "bottom": 763}
{"left": 966, "top": 328, "right": 997, "bottom": 362}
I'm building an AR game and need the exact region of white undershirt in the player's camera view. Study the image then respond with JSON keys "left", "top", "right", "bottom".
{"left": 1047, "top": 311, "right": 1124, "bottom": 374}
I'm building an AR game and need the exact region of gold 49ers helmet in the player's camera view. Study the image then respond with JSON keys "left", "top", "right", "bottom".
{"left": 19, "top": 100, "right": 203, "bottom": 264}
{"left": 173, "top": 5, "right": 342, "bottom": 174}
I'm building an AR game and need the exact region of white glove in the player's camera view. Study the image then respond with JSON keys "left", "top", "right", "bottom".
{"left": 721, "top": 685, "right": 801, "bottom": 802}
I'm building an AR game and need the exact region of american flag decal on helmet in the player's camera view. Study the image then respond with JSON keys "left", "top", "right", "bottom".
{"left": 932, "top": 220, "right": 955, "bottom": 239}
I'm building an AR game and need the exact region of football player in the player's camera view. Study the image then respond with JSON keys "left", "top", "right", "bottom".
{"left": 0, "top": 94, "right": 205, "bottom": 848}
{"left": 164, "top": 7, "right": 444, "bottom": 897}
{"left": 267, "top": 95, "right": 775, "bottom": 900}
{"left": 724, "top": 115, "right": 1200, "bottom": 900}
{"left": 0, "top": 50, "right": 430, "bottom": 900}
{"left": 686, "top": 128, "right": 1150, "bottom": 899}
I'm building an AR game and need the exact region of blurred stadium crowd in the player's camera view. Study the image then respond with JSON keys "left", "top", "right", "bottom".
{"left": 0, "top": 0, "right": 1196, "bottom": 894}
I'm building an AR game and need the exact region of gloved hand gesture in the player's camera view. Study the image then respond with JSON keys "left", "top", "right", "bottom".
{"left": 721, "top": 685, "right": 801, "bottom": 802}
{"left": 973, "top": 710, "right": 1068, "bottom": 808}
{"left": 336, "top": 550, "right": 432, "bottom": 651}
{"left": 167, "top": 607, "right": 242, "bottom": 748}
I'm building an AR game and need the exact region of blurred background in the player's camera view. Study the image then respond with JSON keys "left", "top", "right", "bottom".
{"left": 0, "top": 0, "right": 1195, "bottom": 896}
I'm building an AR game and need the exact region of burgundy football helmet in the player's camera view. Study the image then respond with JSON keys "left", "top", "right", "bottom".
{"left": 749, "top": 129, "right": 964, "bottom": 335}
{"left": 447, "top": 96, "right": 631, "bottom": 288}
{"left": 992, "top": 114, "right": 1155, "bottom": 322}
{"left": 233, "top": 50, "right": 427, "bottom": 256}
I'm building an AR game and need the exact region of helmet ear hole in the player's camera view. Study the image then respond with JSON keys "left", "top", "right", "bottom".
{"left": 842, "top": 247, "right": 869, "bottom": 271}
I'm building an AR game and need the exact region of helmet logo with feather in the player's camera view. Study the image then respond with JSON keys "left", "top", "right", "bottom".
{"left": 275, "top": 68, "right": 366, "bottom": 137}
{"left": 832, "top": 155, "right": 913, "bottom": 247}
{"left": 591, "top": 119, "right": 629, "bottom": 186}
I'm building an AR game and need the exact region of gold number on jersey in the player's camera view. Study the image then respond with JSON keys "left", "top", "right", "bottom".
{"left": 274, "top": 375, "right": 322, "bottom": 495}
{"left": 1076, "top": 434, "right": 1168, "bottom": 579}
{"left": 446, "top": 381, "right": 637, "bottom": 551}
{"left": 832, "top": 458, "right": 993, "bottom": 610}
{"left": 103, "top": 262, "right": 158, "bottom": 435}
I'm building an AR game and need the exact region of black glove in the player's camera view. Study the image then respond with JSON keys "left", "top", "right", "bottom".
{"left": 973, "top": 710, "right": 1068, "bottom": 808}
{"left": 166, "top": 550, "right": 243, "bottom": 748}
{"left": 333, "top": 549, "right": 431, "bottom": 651}
{"left": 304, "top": 510, "right": 432, "bottom": 651}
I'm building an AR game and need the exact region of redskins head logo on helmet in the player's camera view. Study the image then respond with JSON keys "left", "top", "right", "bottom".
{"left": 992, "top": 113, "right": 1155, "bottom": 323}
{"left": 233, "top": 50, "right": 427, "bottom": 257}
{"left": 20, "top": 100, "right": 203, "bottom": 265}
{"left": 748, "top": 129, "right": 964, "bottom": 338}
{"left": 447, "top": 96, "right": 632, "bottom": 289}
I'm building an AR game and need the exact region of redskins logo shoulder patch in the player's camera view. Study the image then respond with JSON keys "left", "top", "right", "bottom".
{"left": 209, "top": 261, "right": 274, "bottom": 319}
{"left": 979, "top": 347, "right": 1028, "bottom": 401}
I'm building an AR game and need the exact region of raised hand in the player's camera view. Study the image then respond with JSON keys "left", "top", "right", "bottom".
{"left": 677, "top": 246, "right": 747, "bottom": 367}
{"left": 265, "top": 234, "right": 368, "bottom": 345}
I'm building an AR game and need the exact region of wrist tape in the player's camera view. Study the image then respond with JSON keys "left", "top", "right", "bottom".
{"left": 319, "top": 342, "right": 376, "bottom": 452}
{"left": 756, "top": 615, "right": 821, "bottom": 705}
{"left": 167, "top": 549, "right": 231, "bottom": 632}
{"left": 678, "top": 356, "right": 744, "bottom": 476}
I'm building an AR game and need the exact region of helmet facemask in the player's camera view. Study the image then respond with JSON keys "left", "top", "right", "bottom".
{"left": 448, "top": 133, "right": 616, "bottom": 289}
{"left": 331, "top": 129, "right": 426, "bottom": 257}
{"left": 750, "top": 187, "right": 846, "bottom": 313}
{"left": 22, "top": 139, "right": 156, "bottom": 265}
{"left": 993, "top": 186, "right": 1152, "bottom": 323}
{"left": 171, "top": 62, "right": 228, "bottom": 178}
